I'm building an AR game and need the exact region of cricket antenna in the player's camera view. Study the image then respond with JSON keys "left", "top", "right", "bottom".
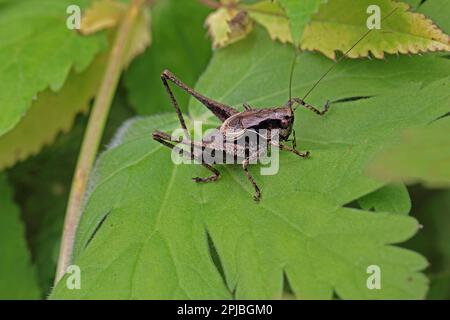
{"left": 288, "top": 47, "right": 300, "bottom": 104}
{"left": 301, "top": 7, "right": 398, "bottom": 101}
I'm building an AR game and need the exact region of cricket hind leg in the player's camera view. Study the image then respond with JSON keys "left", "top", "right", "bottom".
{"left": 161, "top": 70, "right": 239, "bottom": 122}
{"left": 286, "top": 98, "right": 330, "bottom": 116}
{"left": 160, "top": 74, "right": 190, "bottom": 139}
{"left": 152, "top": 130, "right": 220, "bottom": 183}
{"left": 242, "top": 158, "right": 261, "bottom": 202}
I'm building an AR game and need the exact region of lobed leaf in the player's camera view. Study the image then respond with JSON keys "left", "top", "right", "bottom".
{"left": 357, "top": 184, "right": 411, "bottom": 215}
{"left": 51, "top": 28, "right": 450, "bottom": 299}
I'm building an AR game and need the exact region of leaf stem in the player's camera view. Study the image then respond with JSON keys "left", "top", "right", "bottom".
{"left": 55, "top": 0, "right": 145, "bottom": 285}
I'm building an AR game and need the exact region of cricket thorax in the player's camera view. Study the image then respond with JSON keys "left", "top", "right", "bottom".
{"left": 219, "top": 107, "right": 294, "bottom": 141}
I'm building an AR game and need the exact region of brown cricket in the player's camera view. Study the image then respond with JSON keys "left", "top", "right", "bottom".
{"left": 152, "top": 8, "right": 397, "bottom": 201}
{"left": 152, "top": 70, "right": 330, "bottom": 201}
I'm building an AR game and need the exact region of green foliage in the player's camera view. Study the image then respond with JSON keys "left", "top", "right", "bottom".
{"left": 124, "top": 0, "right": 212, "bottom": 114}
{"left": 0, "top": 54, "right": 108, "bottom": 170}
{"left": 0, "top": 0, "right": 106, "bottom": 136}
{"left": 358, "top": 184, "right": 411, "bottom": 215}
{"left": 417, "top": 0, "right": 450, "bottom": 35}
{"left": 369, "top": 116, "right": 450, "bottom": 188}
{"left": 278, "top": 0, "right": 327, "bottom": 45}
{"left": 0, "top": 174, "right": 40, "bottom": 299}
{"left": 50, "top": 27, "right": 450, "bottom": 299}
{"left": 206, "top": 0, "right": 450, "bottom": 58}
{"left": 0, "top": 0, "right": 449, "bottom": 301}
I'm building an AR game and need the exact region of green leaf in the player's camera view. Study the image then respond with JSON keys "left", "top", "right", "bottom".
{"left": 301, "top": 0, "right": 450, "bottom": 59}
{"left": 368, "top": 116, "right": 450, "bottom": 188}
{"left": 358, "top": 184, "right": 411, "bottom": 215}
{"left": 124, "top": 0, "right": 211, "bottom": 115}
{"left": 0, "top": 54, "right": 107, "bottom": 170}
{"left": 51, "top": 28, "right": 450, "bottom": 299}
{"left": 401, "top": 0, "right": 422, "bottom": 10}
{"left": 418, "top": 0, "right": 450, "bottom": 34}
{"left": 212, "top": 0, "right": 450, "bottom": 58}
{"left": 0, "top": 174, "right": 40, "bottom": 299}
{"left": 0, "top": 0, "right": 106, "bottom": 137}
{"left": 278, "top": 0, "right": 327, "bottom": 45}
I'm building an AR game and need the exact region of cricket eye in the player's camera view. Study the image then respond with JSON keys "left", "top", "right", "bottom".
{"left": 280, "top": 119, "right": 290, "bottom": 128}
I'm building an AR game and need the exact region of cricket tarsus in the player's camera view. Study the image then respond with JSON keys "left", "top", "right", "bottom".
{"left": 243, "top": 158, "right": 261, "bottom": 201}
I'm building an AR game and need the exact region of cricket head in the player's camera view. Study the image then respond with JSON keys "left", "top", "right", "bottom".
{"left": 275, "top": 106, "right": 294, "bottom": 141}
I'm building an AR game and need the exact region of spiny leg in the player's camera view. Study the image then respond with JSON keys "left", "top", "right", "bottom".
{"left": 152, "top": 130, "right": 220, "bottom": 183}
{"left": 243, "top": 103, "right": 252, "bottom": 111}
{"left": 161, "top": 70, "right": 238, "bottom": 122}
{"left": 160, "top": 73, "right": 190, "bottom": 140}
{"left": 281, "top": 143, "right": 310, "bottom": 158}
{"left": 285, "top": 98, "right": 330, "bottom": 116}
{"left": 272, "top": 141, "right": 310, "bottom": 158}
{"left": 292, "top": 129, "right": 297, "bottom": 149}
{"left": 242, "top": 158, "right": 261, "bottom": 201}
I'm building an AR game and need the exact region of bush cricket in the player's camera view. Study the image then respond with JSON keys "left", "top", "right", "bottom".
{"left": 152, "top": 9, "right": 397, "bottom": 201}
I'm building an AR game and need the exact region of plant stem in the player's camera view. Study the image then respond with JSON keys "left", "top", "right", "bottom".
{"left": 55, "top": 0, "right": 145, "bottom": 285}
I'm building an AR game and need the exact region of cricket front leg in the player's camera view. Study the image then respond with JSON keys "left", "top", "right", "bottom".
{"left": 152, "top": 130, "right": 220, "bottom": 183}
{"left": 285, "top": 98, "right": 330, "bottom": 116}
{"left": 272, "top": 140, "right": 310, "bottom": 158}
{"left": 242, "top": 158, "right": 261, "bottom": 201}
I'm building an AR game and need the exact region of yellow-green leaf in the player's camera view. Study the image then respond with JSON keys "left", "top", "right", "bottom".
{"left": 206, "top": 7, "right": 253, "bottom": 48}
{"left": 80, "top": 0, "right": 151, "bottom": 67}
{"left": 210, "top": 0, "right": 450, "bottom": 59}
{"left": 80, "top": 0, "right": 127, "bottom": 35}
{"left": 301, "top": 0, "right": 450, "bottom": 59}
{"left": 246, "top": 0, "right": 292, "bottom": 43}
{"left": 0, "top": 54, "right": 108, "bottom": 170}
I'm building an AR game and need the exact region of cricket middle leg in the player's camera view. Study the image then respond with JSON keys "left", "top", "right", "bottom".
{"left": 242, "top": 158, "right": 261, "bottom": 201}
{"left": 152, "top": 130, "right": 220, "bottom": 183}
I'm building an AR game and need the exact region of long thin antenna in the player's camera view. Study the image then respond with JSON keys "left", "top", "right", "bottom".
{"left": 301, "top": 7, "right": 398, "bottom": 101}
{"left": 288, "top": 47, "right": 300, "bottom": 103}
